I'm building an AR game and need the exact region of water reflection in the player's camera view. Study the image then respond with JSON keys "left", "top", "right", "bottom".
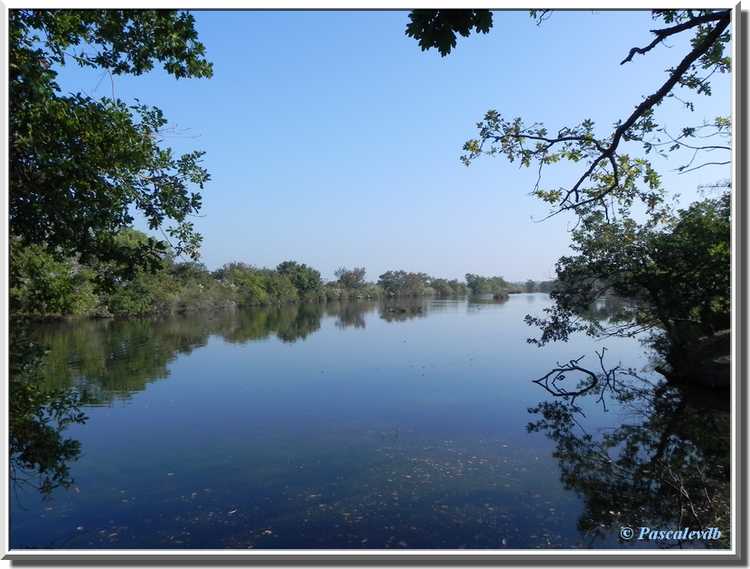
{"left": 221, "top": 303, "right": 324, "bottom": 345}
{"left": 379, "top": 299, "right": 428, "bottom": 322}
{"left": 528, "top": 361, "right": 730, "bottom": 548}
{"left": 11, "top": 297, "right": 511, "bottom": 506}
{"left": 582, "top": 295, "right": 638, "bottom": 326}
{"left": 31, "top": 299, "right": 467, "bottom": 404}
{"left": 329, "top": 301, "right": 373, "bottom": 329}
{"left": 9, "top": 325, "right": 87, "bottom": 499}
{"left": 10, "top": 295, "right": 730, "bottom": 549}
{"left": 36, "top": 317, "right": 212, "bottom": 404}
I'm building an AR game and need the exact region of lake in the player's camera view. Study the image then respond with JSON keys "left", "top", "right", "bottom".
{"left": 10, "top": 294, "right": 730, "bottom": 549}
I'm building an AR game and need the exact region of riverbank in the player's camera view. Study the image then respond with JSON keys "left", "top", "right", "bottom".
{"left": 12, "top": 235, "right": 541, "bottom": 319}
{"left": 11, "top": 291, "right": 530, "bottom": 323}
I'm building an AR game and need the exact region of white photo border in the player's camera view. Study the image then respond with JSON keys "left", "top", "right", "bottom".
{"left": 0, "top": 2, "right": 744, "bottom": 563}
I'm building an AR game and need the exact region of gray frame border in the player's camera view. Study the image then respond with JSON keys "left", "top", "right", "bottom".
{"left": 0, "top": 4, "right": 746, "bottom": 565}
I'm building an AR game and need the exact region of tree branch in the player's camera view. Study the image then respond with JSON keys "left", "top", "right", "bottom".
{"left": 620, "top": 10, "right": 731, "bottom": 65}
{"left": 464, "top": 10, "right": 731, "bottom": 220}
{"left": 556, "top": 12, "right": 730, "bottom": 214}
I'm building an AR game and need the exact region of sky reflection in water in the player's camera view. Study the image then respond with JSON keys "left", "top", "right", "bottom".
{"left": 10, "top": 294, "right": 729, "bottom": 549}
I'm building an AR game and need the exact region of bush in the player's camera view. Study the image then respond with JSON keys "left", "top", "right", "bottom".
{"left": 10, "top": 239, "right": 100, "bottom": 316}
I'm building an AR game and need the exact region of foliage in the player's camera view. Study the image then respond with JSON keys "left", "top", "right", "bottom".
{"left": 526, "top": 192, "right": 730, "bottom": 354}
{"left": 377, "top": 270, "right": 431, "bottom": 297}
{"left": 464, "top": 273, "right": 509, "bottom": 296}
{"left": 215, "top": 262, "right": 272, "bottom": 305}
{"left": 408, "top": 9, "right": 730, "bottom": 220}
{"left": 334, "top": 266, "right": 367, "bottom": 289}
{"left": 10, "top": 9, "right": 212, "bottom": 270}
{"left": 407, "top": 9, "right": 732, "bottom": 386}
{"left": 405, "top": 10, "right": 493, "bottom": 56}
{"left": 105, "top": 268, "right": 179, "bottom": 316}
{"left": 276, "top": 261, "right": 322, "bottom": 297}
{"left": 11, "top": 229, "right": 546, "bottom": 318}
{"left": 8, "top": 9, "right": 214, "bottom": 500}
{"left": 10, "top": 238, "right": 100, "bottom": 316}
{"left": 323, "top": 282, "right": 383, "bottom": 302}
{"left": 536, "top": 280, "right": 558, "bottom": 294}
{"left": 429, "top": 278, "right": 468, "bottom": 297}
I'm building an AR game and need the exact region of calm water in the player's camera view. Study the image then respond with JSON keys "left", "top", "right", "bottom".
{"left": 10, "top": 294, "right": 730, "bottom": 549}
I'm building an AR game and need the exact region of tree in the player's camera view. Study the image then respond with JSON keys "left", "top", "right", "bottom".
{"left": 171, "top": 261, "right": 213, "bottom": 286}
{"left": 465, "top": 273, "right": 508, "bottom": 296}
{"left": 378, "top": 270, "right": 430, "bottom": 297}
{"left": 526, "top": 191, "right": 730, "bottom": 383}
{"left": 9, "top": 238, "right": 99, "bottom": 316}
{"left": 334, "top": 266, "right": 367, "bottom": 289}
{"left": 276, "top": 261, "right": 322, "bottom": 296}
{"left": 537, "top": 280, "right": 557, "bottom": 294}
{"left": 212, "top": 262, "right": 299, "bottom": 306}
{"left": 407, "top": 10, "right": 730, "bottom": 221}
{"left": 525, "top": 279, "right": 536, "bottom": 293}
{"left": 407, "top": 10, "right": 732, "bottom": 385}
{"left": 10, "top": 10, "right": 213, "bottom": 273}
{"left": 430, "top": 278, "right": 467, "bottom": 297}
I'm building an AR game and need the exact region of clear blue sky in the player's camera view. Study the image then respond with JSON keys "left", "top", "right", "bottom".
{"left": 56, "top": 10, "right": 731, "bottom": 281}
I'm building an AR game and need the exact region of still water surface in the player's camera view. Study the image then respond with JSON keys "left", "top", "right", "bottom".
{"left": 11, "top": 294, "right": 728, "bottom": 549}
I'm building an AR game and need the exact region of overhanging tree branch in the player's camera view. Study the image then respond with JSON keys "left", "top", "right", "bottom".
{"left": 462, "top": 10, "right": 731, "bottom": 218}
{"left": 567, "top": 12, "right": 730, "bottom": 213}
{"left": 609, "top": 12, "right": 730, "bottom": 157}
{"left": 620, "top": 10, "right": 730, "bottom": 65}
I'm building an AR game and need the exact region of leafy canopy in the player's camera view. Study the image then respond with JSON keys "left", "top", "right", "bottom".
{"left": 526, "top": 191, "right": 730, "bottom": 347}
{"left": 334, "top": 266, "right": 367, "bottom": 290}
{"left": 406, "top": 10, "right": 493, "bottom": 57}
{"left": 275, "top": 261, "right": 323, "bottom": 296}
{"left": 10, "top": 10, "right": 213, "bottom": 270}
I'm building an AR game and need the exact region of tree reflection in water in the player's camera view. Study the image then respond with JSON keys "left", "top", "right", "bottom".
{"left": 29, "top": 301, "right": 438, "bottom": 407}
{"left": 330, "top": 301, "right": 373, "bottom": 329}
{"left": 10, "top": 324, "right": 87, "bottom": 499}
{"left": 379, "top": 299, "right": 429, "bottom": 323}
{"left": 9, "top": 301, "right": 402, "bottom": 498}
{"left": 12, "top": 298, "right": 731, "bottom": 550}
{"left": 528, "top": 352, "right": 730, "bottom": 548}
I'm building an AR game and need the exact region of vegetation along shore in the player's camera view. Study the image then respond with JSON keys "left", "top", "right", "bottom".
{"left": 10, "top": 229, "right": 555, "bottom": 318}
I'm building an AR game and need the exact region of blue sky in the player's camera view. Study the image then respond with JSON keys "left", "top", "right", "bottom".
{"left": 56, "top": 10, "right": 731, "bottom": 281}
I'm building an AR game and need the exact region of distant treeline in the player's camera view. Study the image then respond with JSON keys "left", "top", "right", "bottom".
{"left": 10, "top": 229, "right": 556, "bottom": 318}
